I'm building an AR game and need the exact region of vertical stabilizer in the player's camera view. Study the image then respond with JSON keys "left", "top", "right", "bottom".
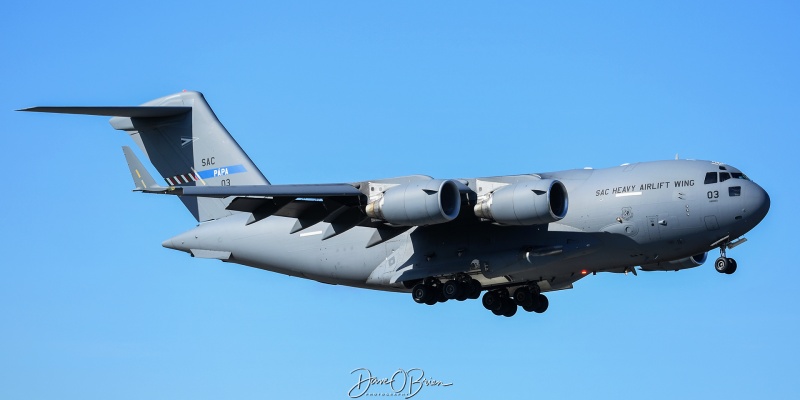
{"left": 108, "top": 91, "right": 269, "bottom": 221}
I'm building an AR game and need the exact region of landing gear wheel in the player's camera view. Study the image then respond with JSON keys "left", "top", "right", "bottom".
{"left": 725, "top": 258, "right": 737, "bottom": 274}
{"left": 456, "top": 280, "right": 470, "bottom": 301}
{"left": 522, "top": 303, "right": 536, "bottom": 313}
{"left": 715, "top": 257, "right": 738, "bottom": 274}
{"left": 482, "top": 291, "right": 503, "bottom": 311}
{"left": 411, "top": 283, "right": 433, "bottom": 304}
{"left": 528, "top": 283, "right": 541, "bottom": 296}
{"left": 436, "top": 286, "right": 448, "bottom": 303}
{"left": 714, "top": 257, "right": 728, "bottom": 273}
{"left": 522, "top": 294, "right": 538, "bottom": 312}
{"left": 513, "top": 287, "right": 534, "bottom": 307}
{"left": 532, "top": 294, "right": 549, "bottom": 313}
{"left": 500, "top": 298, "right": 517, "bottom": 317}
{"left": 715, "top": 244, "right": 739, "bottom": 275}
{"left": 443, "top": 280, "right": 463, "bottom": 300}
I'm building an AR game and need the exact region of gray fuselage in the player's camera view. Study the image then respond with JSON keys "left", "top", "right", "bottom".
{"left": 164, "top": 159, "right": 770, "bottom": 293}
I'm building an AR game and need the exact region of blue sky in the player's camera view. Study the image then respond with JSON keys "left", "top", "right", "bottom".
{"left": 2, "top": 1, "right": 798, "bottom": 399}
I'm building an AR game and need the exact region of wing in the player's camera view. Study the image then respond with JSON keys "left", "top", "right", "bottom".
{"left": 154, "top": 184, "right": 364, "bottom": 198}
{"left": 121, "top": 146, "right": 409, "bottom": 242}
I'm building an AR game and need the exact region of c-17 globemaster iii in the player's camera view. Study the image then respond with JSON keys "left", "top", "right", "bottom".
{"left": 21, "top": 91, "right": 770, "bottom": 317}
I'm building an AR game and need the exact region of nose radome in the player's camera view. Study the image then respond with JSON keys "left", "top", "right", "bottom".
{"left": 750, "top": 183, "right": 771, "bottom": 223}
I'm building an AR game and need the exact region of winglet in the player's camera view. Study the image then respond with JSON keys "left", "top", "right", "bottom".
{"left": 122, "top": 146, "right": 161, "bottom": 191}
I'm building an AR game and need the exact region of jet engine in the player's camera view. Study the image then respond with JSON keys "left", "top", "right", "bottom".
{"left": 473, "top": 179, "right": 568, "bottom": 225}
{"left": 640, "top": 252, "right": 708, "bottom": 272}
{"left": 365, "top": 179, "right": 461, "bottom": 226}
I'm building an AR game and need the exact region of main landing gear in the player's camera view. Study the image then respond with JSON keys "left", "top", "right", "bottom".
{"left": 714, "top": 245, "right": 737, "bottom": 275}
{"left": 411, "top": 274, "right": 549, "bottom": 318}
{"left": 411, "top": 274, "right": 481, "bottom": 305}
{"left": 482, "top": 285, "right": 549, "bottom": 317}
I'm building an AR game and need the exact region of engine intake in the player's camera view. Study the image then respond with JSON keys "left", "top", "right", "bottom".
{"left": 365, "top": 179, "right": 461, "bottom": 226}
{"left": 474, "top": 179, "right": 568, "bottom": 225}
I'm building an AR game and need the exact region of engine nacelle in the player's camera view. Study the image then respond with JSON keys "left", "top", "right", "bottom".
{"left": 365, "top": 179, "right": 461, "bottom": 226}
{"left": 473, "top": 179, "right": 568, "bottom": 225}
{"left": 640, "top": 252, "right": 708, "bottom": 272}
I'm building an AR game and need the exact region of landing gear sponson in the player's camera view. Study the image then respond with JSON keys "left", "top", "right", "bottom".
{"left": 411, "top": 274, "right": 549, "bottom": 318}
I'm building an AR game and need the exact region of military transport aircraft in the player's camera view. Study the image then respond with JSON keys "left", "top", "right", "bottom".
{"left": 21, "top": 91, "right": 770, "bottom": 317}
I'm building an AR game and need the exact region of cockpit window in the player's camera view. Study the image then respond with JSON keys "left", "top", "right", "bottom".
{"left": 705, "top": 171, "right": 750, "bottom": 184}
{"left": 729, "top": 186, "right": 741, "bottom": 197}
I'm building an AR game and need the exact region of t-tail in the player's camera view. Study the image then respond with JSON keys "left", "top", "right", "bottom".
{"left": 21, "top": 91, "right": 270, "bottom": 221}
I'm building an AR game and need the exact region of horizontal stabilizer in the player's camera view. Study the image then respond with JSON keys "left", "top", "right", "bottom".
{"left": 122, "top": 146, "right": 161, "bottom": 191}
{"left": 157, "top": 184, "right": 364, "bottom": 199}
{"left": 18, "top": 106, "right": 191, "bottom": 118}
{"left": 21, "top": 91, "right": 271, "bottom": 222}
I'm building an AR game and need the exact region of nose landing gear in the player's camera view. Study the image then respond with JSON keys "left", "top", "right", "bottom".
{"left": 714, "top": 245, "right": 738, "bottom": 275}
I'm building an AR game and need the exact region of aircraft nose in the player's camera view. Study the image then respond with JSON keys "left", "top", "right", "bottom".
{"left": 748, "top": 183, "right": 770, "bottom": 224}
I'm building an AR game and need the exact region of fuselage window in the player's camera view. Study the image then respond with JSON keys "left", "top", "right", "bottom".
{"left": 704, "top": 172, "right": 718, "bottom": 184}
{"left": 720, "top": 172, "right": 731, "bottom": 182}
{"left": 729, "top": 186, "right": 741, "bottom": 197}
